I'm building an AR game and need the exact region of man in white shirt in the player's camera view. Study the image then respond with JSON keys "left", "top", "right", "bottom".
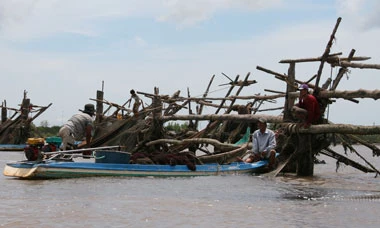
{"left": 58, "top": 104, "right": 95, "bottom": 150}
{"left": 245, "top": 118, "right": 276, "bottom": 169}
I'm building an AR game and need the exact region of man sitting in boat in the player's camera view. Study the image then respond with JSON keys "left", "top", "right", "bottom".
{"left": 58, "top": 104, "right": 95, "bottom": 150}
{"left": 244, "top": 117, "right": 277, "bottom": 169}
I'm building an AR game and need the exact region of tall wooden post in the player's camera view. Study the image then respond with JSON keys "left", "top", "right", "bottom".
{"left": 296, "top": 134, "right": 314, "bottom": 176}
{"left": 1, "top": 101, "right": 7, "bottom": 123}
{"left": 96, "top": 90, "right": 104, "bottom": 123}
{"left": 21, "top": 98, "right": 30, "bottom": 121}
{"left": 283, "top": 63, "right": 296, "bottom": 122}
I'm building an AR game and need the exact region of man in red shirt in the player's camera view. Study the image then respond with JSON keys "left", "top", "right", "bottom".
{"left": 292, "top": 84, "right": 321, "bottom": 128}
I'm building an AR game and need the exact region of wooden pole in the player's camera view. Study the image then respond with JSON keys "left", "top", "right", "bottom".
{"left": 314, "top": 17, "right": 342, "bottom": 94}
{"left": 96, "top": 90, "right": 104, "bottom": 123}
{"left": 1, "top": 101, "right": 7, "bottom": 123}
{"left": 296, "top": 134, "right": 314, "bottom": 176}
{"left": 195, "top": 74, "right": 215, "bottom": 128}
{"left": 331, "top": 49, "right": 356, "bottom": 90}
{"left": 283, "top": 62, "right": 296, "bottom": 122}
{"left": 215, "top": 74, "right": 239, "bottom": 114}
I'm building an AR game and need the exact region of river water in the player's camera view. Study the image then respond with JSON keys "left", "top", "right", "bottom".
{"left": 0, "top": 145, "right": 379, "bottom": 228}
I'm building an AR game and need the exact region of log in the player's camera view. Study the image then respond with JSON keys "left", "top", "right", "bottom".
{"left": 279, "top": 56, "right": 370, "bottom": 64}
{"left": 160, "top": 114, "right": 283, "bottom": 123}
{"left": 284, "top": 123, "right": 380, "bottom": 135}
{"left": 297, "top": 134, "right": 314, "bottom": 176}
{"left": 346, "top": 134, "right": 380, "bottom": 156}
{"left": 334, "top": 134, "right": 380, "bottom": 176}
{"left": 320, "top": 147, "right": 375, "bottom": 173}
{"left": 235, "top": 89, "right": 380, "bottom": 100}
{"left": 197, "top": 144, "right": 248, "bottom": 164}
{"left": 332, "top": 61, "right": 380, "bottom": 70}
{"left": 146, "top": 138, "right": 241, "bottom": 151}
{"left": 317, "top": 89, "right": 380, "bottom": 100}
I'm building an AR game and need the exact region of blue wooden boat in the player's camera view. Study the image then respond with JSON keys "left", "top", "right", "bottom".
{"left": 3, "top": 149, "right": 269, "bottom": 179}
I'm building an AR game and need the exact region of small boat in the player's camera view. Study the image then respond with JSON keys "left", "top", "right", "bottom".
{"left": 3, "top": 148, "right": 269, "bottom": 179}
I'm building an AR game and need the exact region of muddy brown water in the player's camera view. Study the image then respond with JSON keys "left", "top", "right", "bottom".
{"left": 1, "top": 145, "right": 379, "bottom": 228}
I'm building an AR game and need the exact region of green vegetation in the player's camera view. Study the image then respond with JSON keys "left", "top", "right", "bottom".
{"left": 35, "top": 125, "right": 61, "bottom": 138}
{"left": 31, "top": 121, "right": 61, "bottom": 138}
{"left": 356, "top": 135, "right": 380, "bottom": 144}
{"left": 164, "top": 121, "right": 189, "bottom": 133}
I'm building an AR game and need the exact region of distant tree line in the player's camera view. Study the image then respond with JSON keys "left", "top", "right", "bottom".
{"left": 30, "top": 120, "right": 60, "bottom": 138}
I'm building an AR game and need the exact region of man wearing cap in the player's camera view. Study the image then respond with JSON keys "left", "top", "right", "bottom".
{"left": 58, "top": 104, "right": 95, "bottom": 150}
{"left": 245, "top": 117, "right": 276, "bottom": 169}
{"left": 293, "top": 84, "right": 321, "bottom": 128}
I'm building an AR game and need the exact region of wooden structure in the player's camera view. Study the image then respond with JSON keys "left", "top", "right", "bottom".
{"left": 87, "top": 17, "right": 380, "bottom": 177}
{"left": 2, "top": 18, "right": 378, "bottom": 177}
{"left": 0, "top": 90, "right": 52, "bottom": 145}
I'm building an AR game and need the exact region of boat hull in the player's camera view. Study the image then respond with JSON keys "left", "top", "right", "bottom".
{"left": 3, "top": 160, "right": 268, "bottom": 179}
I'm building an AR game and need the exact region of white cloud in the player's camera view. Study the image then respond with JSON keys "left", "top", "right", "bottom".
{"left": 0, "top": 0, "right": 380, "bottom": 126}
{"left": 157, "top": 0, "right": 282, "bottom": 27}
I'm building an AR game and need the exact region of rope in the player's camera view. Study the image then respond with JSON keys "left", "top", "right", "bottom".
{"left": 92, "top": 151, "right": 105, "bottom": 159}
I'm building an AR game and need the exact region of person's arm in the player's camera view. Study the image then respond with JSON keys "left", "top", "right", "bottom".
{"left": 252, "top": 132, "right": 259, "bottom": 155}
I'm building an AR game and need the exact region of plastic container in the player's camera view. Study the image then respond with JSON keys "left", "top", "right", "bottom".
{"left": 94, "top": 151, "right": 131, "bottom": 164}
{"left": 45, "top": 137, "right": 62, "bottom": 146}
{"left": 27, "top": 138, "right": 45, "bottom": 145}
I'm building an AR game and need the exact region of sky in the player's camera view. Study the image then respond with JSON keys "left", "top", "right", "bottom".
{"left": 1, "top": 0, "right": 380, "bottom": 127}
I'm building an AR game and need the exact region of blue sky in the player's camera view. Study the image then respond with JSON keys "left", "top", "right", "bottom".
{"left": 1, "top": 0, "right": 380, "bottom": 126}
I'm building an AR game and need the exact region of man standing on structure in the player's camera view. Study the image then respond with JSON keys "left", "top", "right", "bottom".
{"left": 127, "top": 89, "right": 144, "bottom": 117}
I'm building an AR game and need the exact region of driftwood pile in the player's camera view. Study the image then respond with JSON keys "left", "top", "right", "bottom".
{"left": 89, "top": 17, "right": 380, "bottom": 177}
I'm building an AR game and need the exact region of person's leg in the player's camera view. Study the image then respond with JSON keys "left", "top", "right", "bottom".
{"left": 263, "top": 149, "right": 276, "bottom": 169}
{"left": 245, "top": 153, "right": 260, "bottom": 163}
{"left": 292, "top": 106, "right": 308, "bottom": 122}
{"left": 268, "top": 150, "right": 276, "bottom": 168}
{"left": 133, "top": 102, "right": 139, "bottom": 117}
{"left": 58, "top": 127, "right": 75, "bottom": 150}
